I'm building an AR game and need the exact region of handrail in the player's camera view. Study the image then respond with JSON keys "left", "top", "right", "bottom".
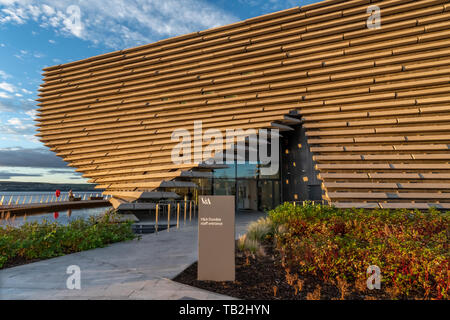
{"left": 288, "top": 200, "right": 328, "bottom": 207}
{"left": 152, "top": 200, "right": 197, "bottom": 233}
{"left": 0, "top": 192, "right": 110, "bottom": 207}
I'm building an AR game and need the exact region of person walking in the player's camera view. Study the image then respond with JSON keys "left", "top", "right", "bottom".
{"left": 68, "top": 189, "right": 74, "bottom": 201}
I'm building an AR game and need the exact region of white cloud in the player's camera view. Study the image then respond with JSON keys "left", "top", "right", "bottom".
{"left": 14, "top": 49, "right": 28, "bottom": 59}
{"left": 0, "top": 70, "right": 10, "bottom": 79}
{"left": 21, "top": 88, "right": 32, "bottom": 94}
{"left": 23, "top": 134, "right": 39, "bottom": 144}
{"left": 42, "top": 4, "right": 55, "bottom": 16}
{"left": 0, "top": 95, "right": 35, "bottom": 113}
{"left": 7, "top": 117, "right": 23, "bottom": 126}
{"left": 239, "top": 0, "right": 298, "bottom": 13}
{"left": 48, "top": 39, "right": 55, "bottom": 44}
{"left": 15, "top": 93, "right": 22, "bottom": 97}
{"left": 12, "top": 49, "right": 43, "bottom": 60}
{"left": 2, "top": 116, "right": 35, "bottom": 136}
{"left": 0, "top": 92, "right": 11, "bottom": 99}
{"left": 0, "top": 0, "right": 239, "bottom": 49}
{"left": 0, "top": 1, "right": 21, "bottom": 5}
{"left": 0, "top": 81, "right": 15, "bottom": 93}
{"left": 25, "top": 109, "right": 36, "bottom": 119}
{"left": 0, "top": 7, "right": 26, "bottom": 24}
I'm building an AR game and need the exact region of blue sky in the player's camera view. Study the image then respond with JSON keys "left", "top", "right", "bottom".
{"left": 0, "top": 0, "right": 316, "bottom": 184}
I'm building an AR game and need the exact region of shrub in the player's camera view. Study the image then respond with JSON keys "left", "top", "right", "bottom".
{"left": 237, "top": 234, "right": 259, "bottom": 254}
{"left": 269, "top": 201, "right": 337, "bottom": 227}
{"left": 238, "top": 217, "right": 274, "bottom": 256}
{"left": 269, "top": 203, "right": 449, "bottom": 300}
{"left": 247, "top": 217, "right": 274, "bottom": 242}
{"left": 0, "top": 211, "right": 137, "bottom": 269}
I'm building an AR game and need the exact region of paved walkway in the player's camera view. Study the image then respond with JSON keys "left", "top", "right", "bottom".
{"left": 0, "top": 212, "right": 264, "bottom": 300}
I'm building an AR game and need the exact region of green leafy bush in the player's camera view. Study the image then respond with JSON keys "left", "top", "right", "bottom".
{"left": 269, "top": 203, "right": 449, "bottom": 300}
{"left": 0, "top": 212, "right": 137, "bottom": 269}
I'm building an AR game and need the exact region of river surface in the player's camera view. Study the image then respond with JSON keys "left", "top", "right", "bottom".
{"left": 0, "top": 191, "right": 110, "bottom": 226}
{"left": 0, "top": 206, "right": 111, "bottom": 227}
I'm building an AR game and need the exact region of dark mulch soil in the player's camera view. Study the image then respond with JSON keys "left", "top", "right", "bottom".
{"left": 174, "top": 239, "right": 400, "bottom": 300}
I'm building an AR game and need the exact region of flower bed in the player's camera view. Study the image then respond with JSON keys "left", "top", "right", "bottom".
{"left": 175, "top": 203, "right": 449, "bottom": 300}
{"left": 270, "top": 203, "right": 449, "bottom": 300}
{"left": 0, "top": 211, "right": 137, "bottom": 269}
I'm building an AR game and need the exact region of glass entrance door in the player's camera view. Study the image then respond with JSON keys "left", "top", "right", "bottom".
{"left": 237, "top": 180, "right": 257, "bottom": 211}
{"left": 257, "top": 180, "right": 281, "bottom": 211}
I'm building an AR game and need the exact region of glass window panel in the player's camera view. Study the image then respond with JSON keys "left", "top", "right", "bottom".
{"left": 212, "top": 164, "right": 236, "bottom": 179}
{"left": 193, "top": 178, "right": 212, "bottom": 196}
{"left": 258, "top": 180, "right": 273, "bottom": 212}
{"left": 236, "top": 163, "right": 258, "bottom": 179}
{"left": 213, "top": 179, "right": 236, "bottom": 196}
{"left": 273, "top": 180, "right": 281, "bottom": 208}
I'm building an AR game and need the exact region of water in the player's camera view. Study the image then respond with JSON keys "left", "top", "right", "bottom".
{"left": 0, "top": 191, "right": 111, "bottom": 227}
{"left": 0, "top": 191, "right": 106, "bottom": 205}
{"left": 0, "top": 206, "right": 110, "bottom": 227}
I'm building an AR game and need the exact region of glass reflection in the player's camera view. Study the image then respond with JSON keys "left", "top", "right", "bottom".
{"left": 212, "top": 164, "right": 236, "bottom": 179}
{"left": 213, "top": 179, "right": 236, "bottom": 196}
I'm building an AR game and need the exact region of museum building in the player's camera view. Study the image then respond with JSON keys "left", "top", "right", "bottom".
{"left": 36, "top": 0, "right": 450, "bottom": 210}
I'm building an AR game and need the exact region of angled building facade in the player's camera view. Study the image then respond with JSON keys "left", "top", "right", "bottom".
{"left": 36, "top": 0, "right": 450, "bottom": 210}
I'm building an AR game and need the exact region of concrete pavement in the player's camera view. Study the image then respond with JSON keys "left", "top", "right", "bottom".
{"left": 0, "top": 211, "right": 264, "bottom": 300}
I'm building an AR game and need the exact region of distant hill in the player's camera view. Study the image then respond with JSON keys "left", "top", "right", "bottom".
{"left": 0, "top": 181, "right": 101, "bottom": 192}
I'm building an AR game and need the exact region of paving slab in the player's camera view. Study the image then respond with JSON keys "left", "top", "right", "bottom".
{"left": 0, "top": 211, "right": 264, "bottom": 300}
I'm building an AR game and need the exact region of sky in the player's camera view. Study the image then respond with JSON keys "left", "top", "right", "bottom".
{"left": 0, "top": 0, "right": 316, "bottom": 185}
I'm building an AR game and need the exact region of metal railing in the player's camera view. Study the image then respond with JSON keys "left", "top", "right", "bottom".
{"left": 289, "top": 200, "right": 328, "bottom": 207}
{"left": 153, "top": 200, "right": 197, "bottom": 233}
{"left": 0, "top": 193, "right": 112, "bottom": 207}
